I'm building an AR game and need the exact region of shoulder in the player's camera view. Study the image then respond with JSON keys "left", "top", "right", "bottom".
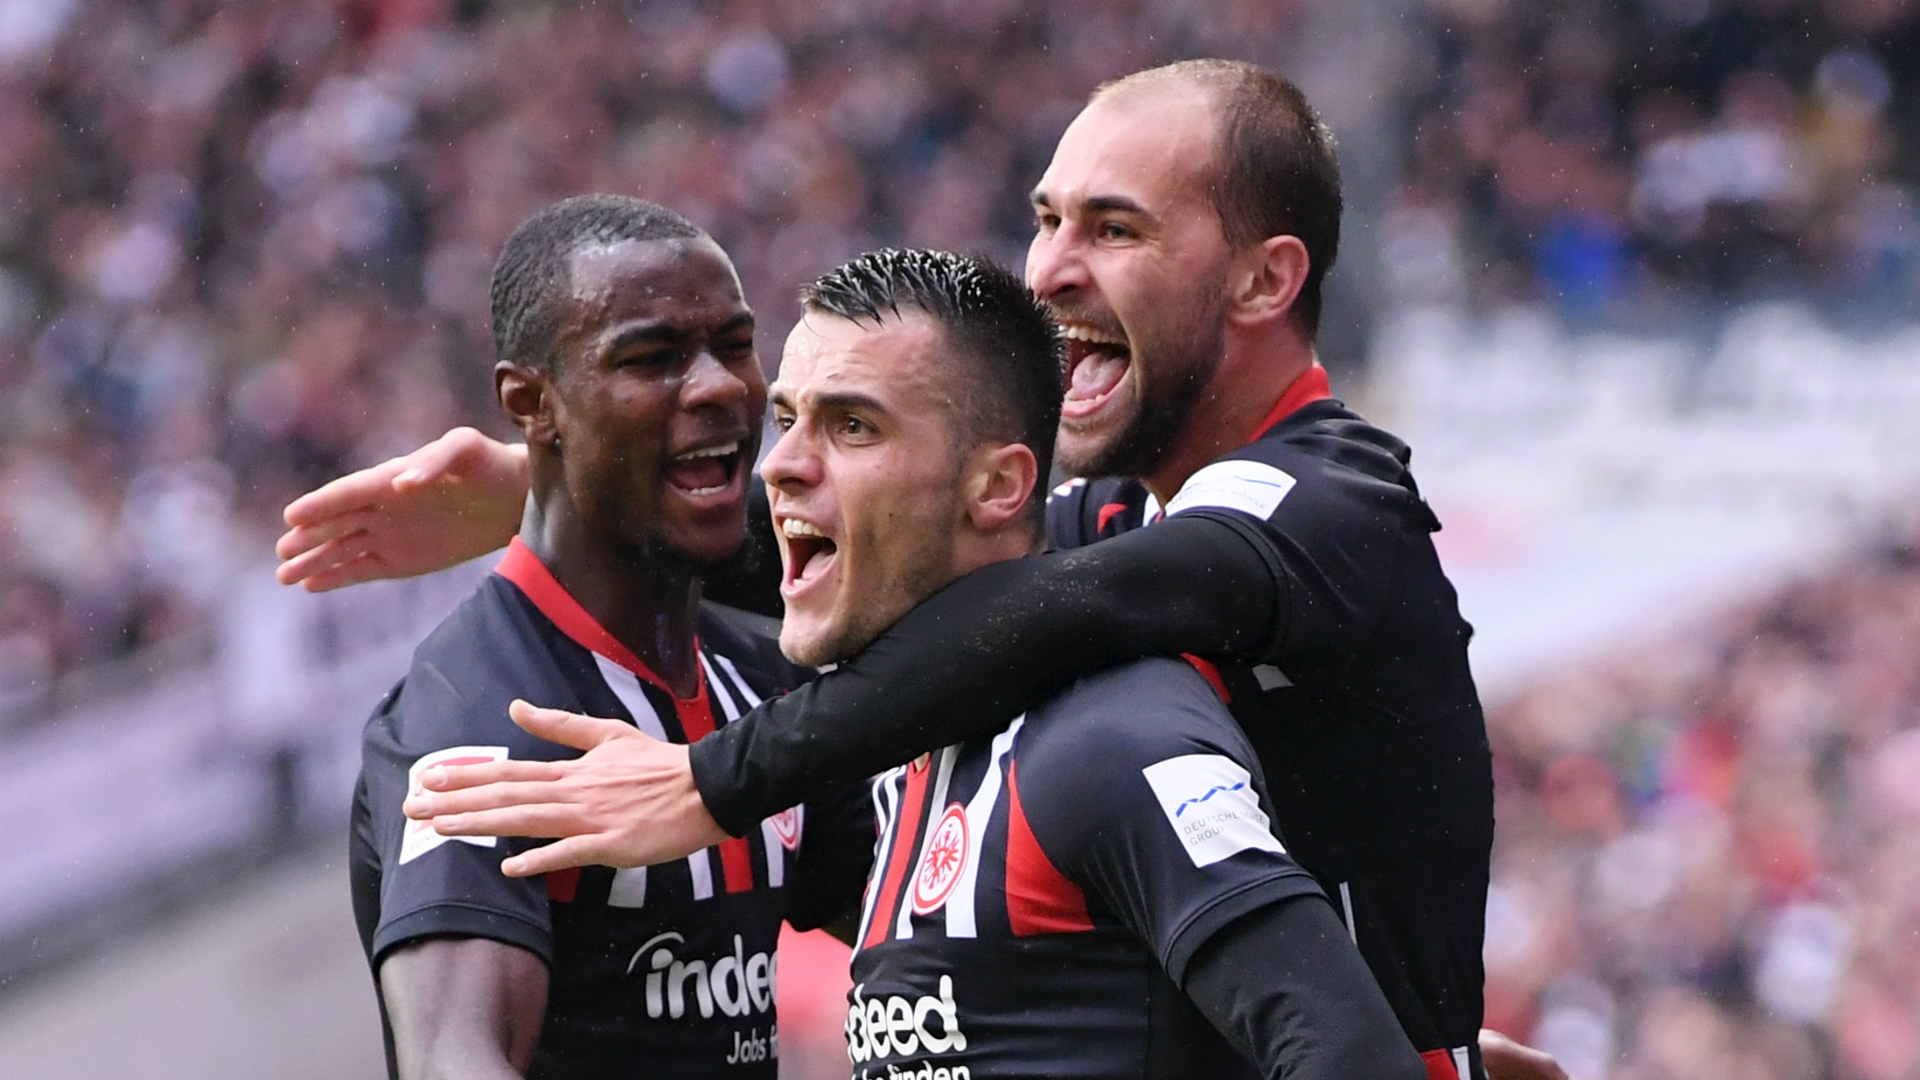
{"left": 368, "top": 576, "right": 585, "bottom": 757}
{"left": 1018, "top": 658, "right": 1251, "bottom": 782}
{"left": 1169, "top": 401, "right": 1435, "bottom": 531}
{"left": 1046, "top": 475, "right": 1147, "bottom": 548}
{"left": 1243, "top": 400, "right": 1417, "bottom": 494}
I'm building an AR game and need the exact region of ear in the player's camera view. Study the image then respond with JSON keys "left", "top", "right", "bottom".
{"left": 963, "top": 441, "right": 1040, "bottom": 534}
{"left": 496, "top": 362, "right": 556, "bottom": 448}
{"left": 1226, "top": 234, "right": 1310, "bottom": 330}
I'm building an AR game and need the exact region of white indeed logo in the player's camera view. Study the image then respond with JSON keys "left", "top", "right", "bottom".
{"left": 625, "top": 932, "right": 776, "bottom": 1020}
{"left": 845, "top": 977, "right": 968, "bottom": 1066}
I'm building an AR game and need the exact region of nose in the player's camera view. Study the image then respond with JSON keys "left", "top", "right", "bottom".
{"left": 1024, "top": 222, "right": 1084, "bottom": 303}
{"left": 681, "top": 349, "right": 752, "bottom": 411}
{"left": 759, "top": 412, "right": 817, "bottom": 493}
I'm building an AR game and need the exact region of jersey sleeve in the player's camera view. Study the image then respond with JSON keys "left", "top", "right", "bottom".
{"left": 687, "top": 516, "right": 1280, "bottom": 834}
{"left": 1013, "top": 660, "right": 1326, "bottom": 982}
{"left": 780, "top": 781, "right": 877, "bottom": 933}
{"left": 361, "top": 641, "right": 587, "bottom": 967}
{"left": 1183, "top": 898, "right": 1428, "bottom": 1080}
{"left": 1164, "top": 428, "right": 1432, "bottom": 660}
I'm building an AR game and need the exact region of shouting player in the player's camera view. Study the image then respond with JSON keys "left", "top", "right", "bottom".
{"left": 348, "top": 195, "right": 870, "bottom": 1080}
{"left": 767, "top": 247, "right": 1419, "bottom": 1077}
{"left": 289, "top": 62, "right": 1559, "bottom": 1080}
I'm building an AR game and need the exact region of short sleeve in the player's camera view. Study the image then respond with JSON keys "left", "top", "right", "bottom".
{"left": 361, "top": 632, "right": 588, "bottom": 967}
{"left": 1012, "top": 659, "right": 1324, "bottom": 982}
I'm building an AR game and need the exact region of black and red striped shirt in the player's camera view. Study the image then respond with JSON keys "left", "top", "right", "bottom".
{"left": 844, "top": 657, "right": 1324, "bottom": 1080}
{"left": 350, "top": 538, "right": 872, "bottom": 1080}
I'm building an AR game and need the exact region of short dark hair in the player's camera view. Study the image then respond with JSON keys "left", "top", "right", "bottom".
{"left": 1098, "top": 60, "right": 1342, "bottom": 337}
{"left": 800, "top": 249, "right": 1064, "bottom": 533}
{"left": 489, "top": 194, "right": 706, "bottom": 371}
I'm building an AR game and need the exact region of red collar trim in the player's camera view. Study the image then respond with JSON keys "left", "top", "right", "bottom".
{"left": 1246, "top": 365, "right": 1332, "bottom": 442}
{"left": 496, "top": 537, "right": 708, "bottom": 706}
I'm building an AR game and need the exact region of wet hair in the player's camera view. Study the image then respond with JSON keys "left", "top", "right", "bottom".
{"left": 489, "top": 194, "right": 706, "bottom": 371}
{"left": 1097, "top": 59, "right": 1342, "bottom": 337}
{"left": 800, "top": 248, "right": 1064, "bottom": 533}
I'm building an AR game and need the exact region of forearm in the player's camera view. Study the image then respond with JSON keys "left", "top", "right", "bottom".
{"left": 1182, "top": 896, "right": 1425, "bottom": 1080}
{"left": 690, "top": 515, "right": 1278, "bottom": 833}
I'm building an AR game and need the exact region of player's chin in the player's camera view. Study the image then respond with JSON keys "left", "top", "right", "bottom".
{"left": 775, "top": 610, "right": 842, "bottom": 668}
{"left": 1054, "top": 423, "right": 1126, "bottom": 479}
{"left": 659, "top": 516, "right": 750, "bottom": 569}
{"left": 1055, "top": 392, "right": 1136, "bottom": 475}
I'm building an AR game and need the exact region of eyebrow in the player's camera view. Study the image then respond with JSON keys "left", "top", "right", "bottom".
{"left": 602, "top": 311, "right": 754, "bottom": 354}
{"left": 769, "top": 386, "right": 892, "bottom": 419}
{"left": 1029, "top": 190, "right": 1152, "bottom": 218}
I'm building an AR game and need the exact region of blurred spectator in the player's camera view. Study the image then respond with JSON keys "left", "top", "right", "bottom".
{"left": 1388, "top": 0, "right": 1920, "bottom": 316}
{"left": 0, "top": 0, "right": 1310, "bottom": 722}
{"left": 1485, "top": 522, "right": 1920, "bottom": 1080}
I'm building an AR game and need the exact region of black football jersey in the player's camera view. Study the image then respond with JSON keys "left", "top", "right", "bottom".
{"left": 1046, "top": 370, "right": 1493, "bottom": 1080}
{"left": 350, "top": 538, "right": 873, "bottom": 1080}
{"left": 846, "top": 658, "right": 1326, "bottom": 1080}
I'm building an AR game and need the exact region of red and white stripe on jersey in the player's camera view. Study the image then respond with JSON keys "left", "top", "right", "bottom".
{"left": 497, "top": 537, "right": 798, "bottom": 908}
{"left": 1420, "top": 1046, "right": 1474, "bottom": 1080}
{"left": 856, "top": 717, "right": 1098, "bottom": 947}
{"left": 1002, "top": 759, "right": 1092, "bottom": 935}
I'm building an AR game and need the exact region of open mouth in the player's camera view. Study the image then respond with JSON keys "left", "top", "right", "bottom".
{"left": 1061, "top": 323, "right": 1130, "bottom": 420}
{"left": 664, "top": 440, "right": 744, "bottom": 498}
{"left": 779, "top": 517, "right": 838, "bottom": 594}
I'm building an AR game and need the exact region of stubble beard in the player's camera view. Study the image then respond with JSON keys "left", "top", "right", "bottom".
{"left": 1055, "top": 300, "right": 1227, "bottom": 481}
{"left": 778, "top": 461, "right": 966, "bottom": 668}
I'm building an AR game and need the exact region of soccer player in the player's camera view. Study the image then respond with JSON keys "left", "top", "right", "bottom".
{"left": 348, "top": 195, "right": 870, "bottom": 1080}
{"left": 289, "top": 62, "right": 1555, "bottom": 1080}
{"left": 763, "top": 246, "right": 1421, "bottom": 1078}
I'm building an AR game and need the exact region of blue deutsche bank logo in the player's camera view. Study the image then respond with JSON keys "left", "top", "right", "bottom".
{"left": 1174, "top": 781, "right": 1247, "bottom": 818}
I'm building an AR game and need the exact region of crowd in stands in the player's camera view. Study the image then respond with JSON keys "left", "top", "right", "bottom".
{"left": 1385, "top": 0, "right": 1920, "bottom": 316}
{"left": 7, "top": 5, "right": 1920, "bottom": 1075}
{"left": 7, "top": 0, "right": 1917, "bottom": 716}
{"left": 1485, "top": 519, "right": 1920, "bottom": 1080}
{"left": 0, "top": 0, "right": 1309, "bottom": 722}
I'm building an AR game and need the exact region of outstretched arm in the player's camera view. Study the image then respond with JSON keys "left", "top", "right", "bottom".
{"left": 690, "top": 513, "right": 1278, "bottom": 833}
{"left": 407, "top": 515, "right": 1279, "bottom": 864}
{"left": 379, "top": 936, "right": 548, "bottom": 1080}
{"left": 276, "top": 427, "right": 529, "bottom": 592}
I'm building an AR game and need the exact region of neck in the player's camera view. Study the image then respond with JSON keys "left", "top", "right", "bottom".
{"left": 947, "top": 524, "right": 1048, "bottom": 583}
{"left": 520, "top": 481, "right": 704, "bottom": 699}
{"left": 1140, "top": 330, "right": 1317, "bottom": 506}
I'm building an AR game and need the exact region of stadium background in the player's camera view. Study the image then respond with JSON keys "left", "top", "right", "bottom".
{"left": 0, "top": 0, "right": 1917, "bottom": 1077}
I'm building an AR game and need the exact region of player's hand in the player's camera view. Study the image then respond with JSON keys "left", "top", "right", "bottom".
{"left": 1480, "top": 1029, "right": 1570, "bottom": 1080}
{"left": 275, "top": 426, "right": 529, "bottom": 592}
{"left": 403, "top": 699, "right": 730, "bottom": 876}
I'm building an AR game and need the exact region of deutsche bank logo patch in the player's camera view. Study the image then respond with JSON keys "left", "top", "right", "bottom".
{"left": 1164, "top": 460, "right": 1296, "bottom": 520}
{"left": 1141, "top": 754, "right": 1285, "bottom": 867}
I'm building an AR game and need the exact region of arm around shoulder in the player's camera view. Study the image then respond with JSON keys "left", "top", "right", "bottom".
{"left": 379, "top": 935, "right": 549, "bottom": 1080}
{"left": 687, "top": 514, "right": 1280, "bottom": 830}
{"left": 276, "top": 427, "right": 528, "bottom": 592}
